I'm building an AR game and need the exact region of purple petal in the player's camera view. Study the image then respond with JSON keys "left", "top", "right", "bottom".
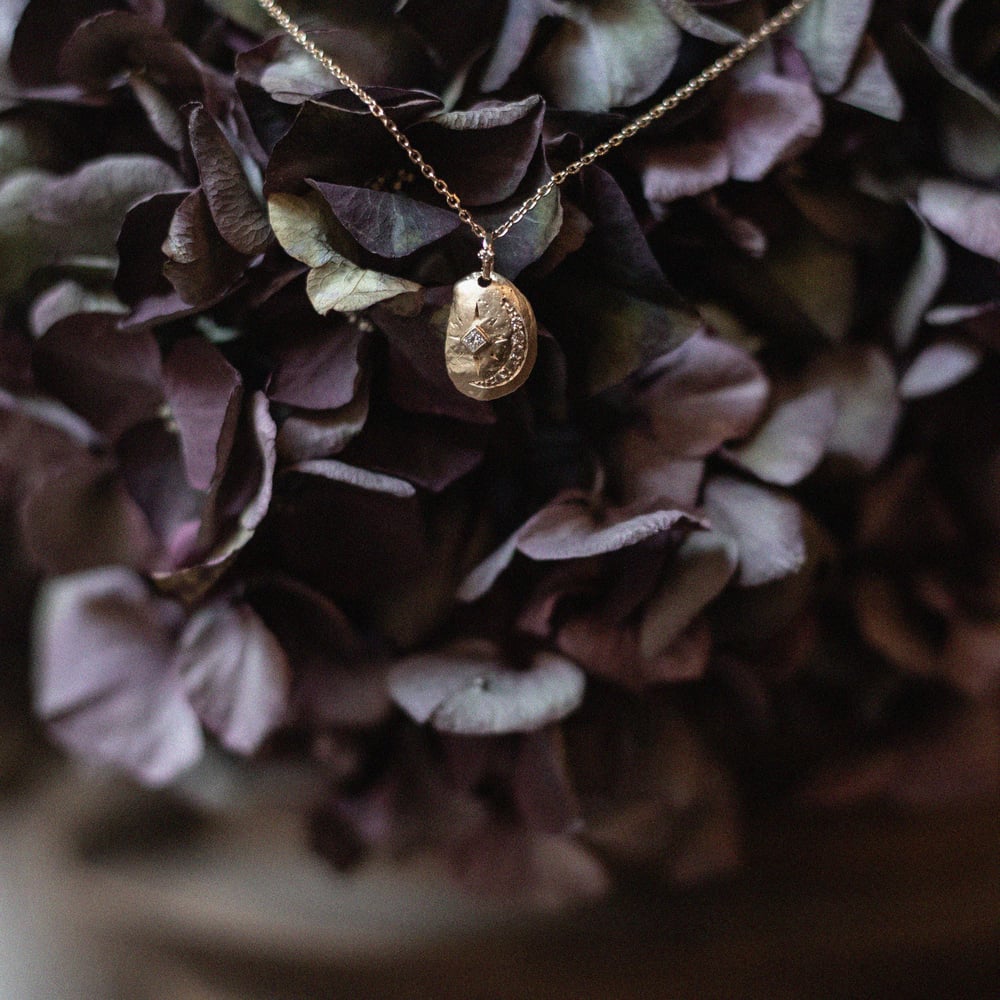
{"left": 836, "top": 35, "right": 904, "bottom": 120}
{"left": 20, "top": 455, "right": 159, "bottom": 574}
{"left": 162, "top": 336, "right": 243, "bottom": 491}
{"left": 162, "top": 188, "right": 248, "bottom": 306}
{"left": 406, "top": 95, "right": 546, "bottom": 206}
{"left": 174, "top": 601, "right": 289, "bottom": 755}
{"left": 704, "top": 476, "right": 806, "bottom": 586}
{"left": 388, "top": 642, "right": 586, "bottom": 734}
{"left": 32, "top": 566, "right": 203, "bottom": 785}
{"left": 891, "top": 221, "right": 948, "bottom": 351}
{"left": 517, "top": 492, "right": 699, "bottom": 561}
{"left": 267, "top": 318, "right": 366, "bottom": 412}
{"left": 816, "top": 346, "right": 900, "bottom": 471}
{"left": 309, "top": 179, "right": 461, "bottom": 258}
{"left": 635, "top": 330, "right": 769, "bottom": 458}
{"left": 535, "top": 0, "right": 681, "bottom": 112}
{"left": 643, "top": 141, "right": 730, "bottom": 204}
{"left": 639, "top": 531, "right": 738, "bottom": 657}
{"left": 899, "top": 341, "right": 983, "bottom": 399}
{"left": 721, "top": 73, "right": 823, "bottom": 182}
{"left": 725, "top": 385, "right": 839, "bottom": 486}
{"left": 917, "top": 180, "right": 1000, "bottom": 261}
{"left": 32, "top": 313, "right": 164, "bottom": 441}
{"left": 289, "top": 458, "right": 417, "bottom": 498}
{"left": 513, "top": 729, "right": 581, "bottom": 835}
{"left": 189, "top": 104, "right": 270, "bottom": 256}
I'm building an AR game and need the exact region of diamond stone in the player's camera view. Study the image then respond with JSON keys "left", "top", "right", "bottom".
{"left": 462, "top": 325, "right": 490, "bottom": 354}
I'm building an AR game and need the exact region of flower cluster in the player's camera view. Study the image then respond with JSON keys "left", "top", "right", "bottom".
{"left": 1, "top": 0, "right": 997, "bottom": 902}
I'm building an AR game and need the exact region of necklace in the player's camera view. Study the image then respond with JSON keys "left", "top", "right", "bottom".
{"left": 255, "top": 0, "right": 814, "bottom": 400}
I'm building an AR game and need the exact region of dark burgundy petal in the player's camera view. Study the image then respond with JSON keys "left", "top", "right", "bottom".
{"left": 174, "top": 600, "right": 290, "bottom": 755}
{"left": 189, "top": 104, "right": 271, "bottom": 256}
{"left": 162, "top": 188, "right": 249, "bottom": 306}
{"left": 406, "top": 96, "right": 545, "bottom": 206}
{"left": 114, "top": 191, "right": 190, "bottom": 312}
{"left": 162, "top": 336, "right": 243, "bottom": 491}
{"left": 309, "top": 179, "right": 461, "bottom": 257}
{"left": 58, "top": 10, "right": 203, "bottom": 93}
{"left": 33, "top": 566, "right": 202, "bottom": 785}
{"left": 268, "top": 317, "right": 366, "bottom": 411}
{"left": 513, "top": 728, "right": 581, "bottom": 835}
{"left": 33, "top": 313, "right": 164, "bottom": 441}
{"left": 20, "top": 455, "right": 159, "bottom": 574}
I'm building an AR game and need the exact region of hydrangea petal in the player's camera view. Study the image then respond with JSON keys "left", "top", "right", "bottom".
{"left": 32, "top": 566, "right": 203, "bottom": 785}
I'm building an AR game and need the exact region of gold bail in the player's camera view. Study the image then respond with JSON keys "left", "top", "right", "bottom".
{"left": 478, "top": 234, "right": 496, "bottom": 283}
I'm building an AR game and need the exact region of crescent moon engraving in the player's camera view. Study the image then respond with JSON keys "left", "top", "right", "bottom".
{"left": 444, "top": 273, "right": 538, "bottom": 401}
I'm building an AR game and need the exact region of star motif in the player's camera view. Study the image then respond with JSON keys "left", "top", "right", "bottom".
{"left": 462, "top": 325, "right": 491, "bottom": 355}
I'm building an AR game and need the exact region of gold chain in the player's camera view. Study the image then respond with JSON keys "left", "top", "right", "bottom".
{"left": 255, "top": 0, "right": 813, "bottom": 250}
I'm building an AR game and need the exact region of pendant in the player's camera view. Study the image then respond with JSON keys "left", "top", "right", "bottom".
{"left": 445, "top": 272, "right": 538, "bottom": 401}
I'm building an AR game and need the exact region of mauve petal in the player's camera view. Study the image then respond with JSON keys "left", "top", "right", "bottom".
{"left": 836, "top": 35, "right": 904, "bottom": 120}
{"left": 33, "top": 313, "right": 164, "bottom": 441}
{"left": 704, "top": 476, "right": 807, "bottom": 586}
{"left": 32, "top": 566, "right": 203, "bottom": 785}
{"left": 635, "top": 330, "right": 769, "bottom": 458}
{"left": 615, "top": 429, "right": 704, "bottom": 508}
{"left": 643, "top": 141, "right": 731, "bottom": 204}
{"left": 899, "top": 341, "right": 983, "bottom": 399}
{"left": 407, "top": 95, "right": 546, "bottom": 206}
{"left": 513, "top": 729, "right": 581, "bottom": 835}
{"left": 162, "top": 336, "right": 243, "bottom": 491}
{"left": 275, "top": 389, "right": 370, "bottom": 463}
{"left": 480, "top": 0, "right": 565, "bottom": 91}
{"left": 721, "top": 73, "right": 823, "bottom": 182}
{"left": 175, "top": 601, "right": 289, "bottom": 755}
{"left": 456, "top": 530, "right": 521, "bottom": 602}
{"left": 57, "top": 10, "right": 202, "bottom": 92}
{"left": 388, "top": 642, "right": 586, "bottom": 734}
{"left": 114, "top": 191, "right": 189, "bottom": 312}
{"left": 288, "top": 458, "right": 417, "bottom": 498}
{"left": 816, "top": 346, "right": 900, "bottom": 472}
{"left": 639, "top": 531, "right": 738, "bottom": 658}
{"left": 725, "top": 385, "right": 839, "bottom": 486}
{"left": 267, "top": 319, "right": 365, "bottom": 412}
{"left": 917, "top": 179, "right": 1000, "bottom": 261}
{"left": 891, "top": 221, "right": 948, "bottom": 351}
{"left": 535, "top": 0, "right": 681, "bottom": 112}
{"left": 517, "top": 493, "right": 699, "bottom": 561}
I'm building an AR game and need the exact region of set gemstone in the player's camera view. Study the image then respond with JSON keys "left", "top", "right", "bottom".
{"left": 461, "top": 326, "right": 491, "bottom": 354}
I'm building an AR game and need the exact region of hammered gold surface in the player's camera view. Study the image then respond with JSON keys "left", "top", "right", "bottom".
{"left": 445, "top": 274, "right": 538, "bottom": 401}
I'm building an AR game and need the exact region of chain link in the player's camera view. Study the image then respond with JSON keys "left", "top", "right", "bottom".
{"left": 255, "top": 0, "right": 813, "bottom": 248}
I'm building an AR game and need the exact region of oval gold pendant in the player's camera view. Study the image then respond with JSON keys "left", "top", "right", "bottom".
{"left": 445, "top": 273, "right": 538, "bottom": 401}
